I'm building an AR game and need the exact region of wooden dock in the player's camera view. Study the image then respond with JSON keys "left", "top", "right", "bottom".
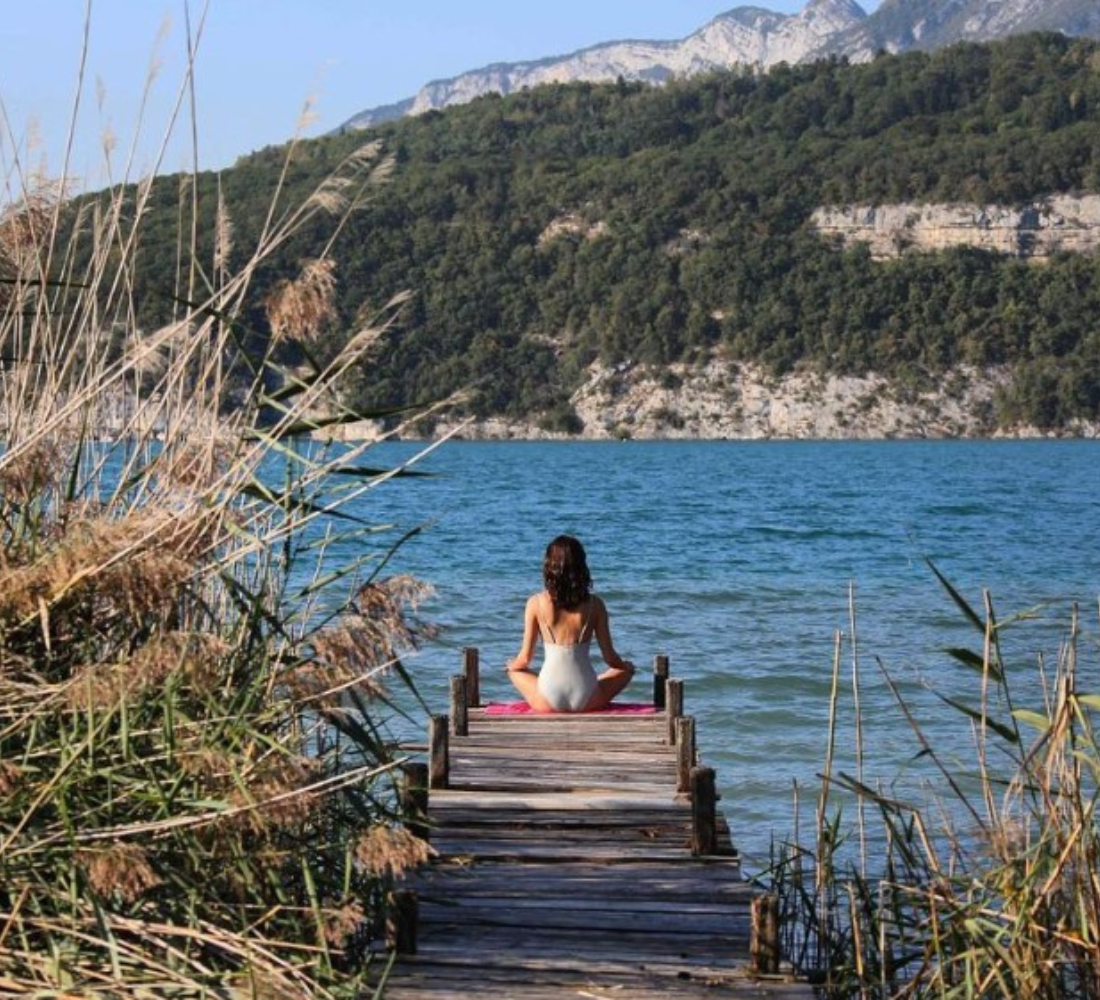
{"left": 374, "top": 653, "right": 812, "bottom": 999}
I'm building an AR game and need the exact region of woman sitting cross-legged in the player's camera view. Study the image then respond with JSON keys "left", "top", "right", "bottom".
{"left": 505, "top": 535, "right": 635, "bottom": 713}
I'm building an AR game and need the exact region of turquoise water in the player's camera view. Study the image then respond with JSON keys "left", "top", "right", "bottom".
{"left": 321, "top": 440, "right": 1100, "bottom": 869}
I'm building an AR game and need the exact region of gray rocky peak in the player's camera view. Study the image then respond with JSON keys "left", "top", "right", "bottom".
{"left": 338, "top": 0, "right": 1100, "bottom": 131}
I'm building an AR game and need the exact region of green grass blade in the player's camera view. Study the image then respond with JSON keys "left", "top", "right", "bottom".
{"left": 924, "top": 557, "right": 985, "bottom": 634}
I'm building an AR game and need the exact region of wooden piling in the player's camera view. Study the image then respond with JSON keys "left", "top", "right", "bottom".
{"left": 449, "top": 675, "right": 469, "bottom": 736}
{"left": 463, "top": 647, "right": 481, "bottom": 707}
{"left": 386, "top": 888, "right": 418, "bottom": 955}
{"left": 653, "top": 653, "right": 670, "bottom": 709}
{"left": 751, "top": 893, "right": 780, "bottom": 975}
{"left": 399, "top": 762, "right": 430, "bottom": 842}
{"left": 666, "top": 677, "right": 684, "bottom": 745}
{"left": 428, "top": 714, "right": 449, "bottom": 789}
{"left": 690, "top": 765, "right": 717, "bottom": 856}
{"left": 675, "top": 716, "right": 696, "bottom": 793}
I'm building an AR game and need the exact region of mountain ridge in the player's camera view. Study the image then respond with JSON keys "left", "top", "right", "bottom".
{"left": 132, "top": 32, "right": 1100, "bottom": 436}
{"left": 339, "top": 0, "right": 1100, "bottom": 130}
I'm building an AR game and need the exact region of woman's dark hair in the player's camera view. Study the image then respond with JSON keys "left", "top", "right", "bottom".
{"left": 543, "top": 535, "right": 592, "bottom": 610}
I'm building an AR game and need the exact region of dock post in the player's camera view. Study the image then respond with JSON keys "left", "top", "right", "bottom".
{"left": 450, "top": 675, "right": 469, "bottom": 736}
{"left": 690, "top": 765, "right": 717, "bottom": 856}
{"left": 386, "top": 888, "right": 418, "bottom": 954}
{"left": 666, "top": 677, "right": 684, "bottom": 744}
{"left": 675, "top": 716, "right": 696, "bottom": 793}
{"left": 429, "top": 714, "right": 449, "bottom": 789}
{"left": 399, "top": 762, "right": 430, "bottom": 841}
{"left": 463, "top": 647, "right": 481, "bottom": 707}
{"left": 750, "top": 893, "right": 780, "bottom": 974}
{"left": 653, "top": 654, "right": 670, "bottom": 709}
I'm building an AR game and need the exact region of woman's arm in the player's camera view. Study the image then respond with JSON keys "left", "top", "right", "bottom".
{"left": 592, "top": 596, "right": 633, "bottom": 673}
{"left": 506, "top": 594, "right": 540, "bottom": 672}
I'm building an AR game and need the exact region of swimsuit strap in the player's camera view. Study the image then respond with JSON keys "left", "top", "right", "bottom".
{"left": 580, "top": 600, "right": 593, "bottom": 643}
{"left": 539, "top": 596, "right": 557, "bottom": 644}
{"left": 541, "top": 598, "right": 593, "bottom": 644}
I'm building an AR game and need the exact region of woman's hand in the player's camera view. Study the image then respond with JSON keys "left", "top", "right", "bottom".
{"left": 505, "top": 658, "right": 529, "bottom": 673}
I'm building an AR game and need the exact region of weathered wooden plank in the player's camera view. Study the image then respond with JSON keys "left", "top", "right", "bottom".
{"left": 433, "top": 822, "right": 692, "bottom": 839}
{"left": 433, "top": 827, "right": 690, "bottom": 844}
{"left": 412, "top": 881, "right": 750, "bottom": 903}
{"left": 381, "top": 972, "right": 808, "bottom": 1000}
{"left": 459, "top": 732, "right": 667, "bottom": 745}
{"left": 380, "top": 961, "right": 814, "bottom": 1000}
{"left": 413, "top": 925, "right": 749, "bottom": 959}
{"left": 429, "top": 840, "right": 704, "bottom": 861}
{"left": 429, "top": 790, "right": 690, "bottom": 810}
{"left": 445, "top": 773, "right": 679, "bottom": 790}
{"left": 431, "top": 821, "right": 693, "bottom": 837}
{"left": 410, "top": 860, "right": 746, "bottom": 884}
{"left": 444, "top": 780, "right": 679, "bottom": 796}
{"left": 449, "top": 757, "right": 677, "bottom": 773}
{"left": 418, "top": 902, "right": 751, "bottom": 936}
{"left": 431, "top": 804, "right": 689, "bottom": 819}
{"left": 384, "top": 948, "right": 788, "bottom": 977}
{"left": 410, "top": 873, "right": 749, "bottom": 900}
{"left": 384, "top": 979, "right": 811, "bottom": 1000}
{"left": 408, "top": 859, "right": 743, "bottom": 881}
{"left": 459, "top": 731, "right": 667, "bottom": 742}
{"left": 414, "top": 894, "right": 751, "bottom": 916}
{"left": 379, "top": 949, "right": 813, "bottom": 999}
{"left": 445, "top": 743, "right": 678, "bottom": 761}
{"left": 382, "top": 945, "right": 804, "bottom": 977}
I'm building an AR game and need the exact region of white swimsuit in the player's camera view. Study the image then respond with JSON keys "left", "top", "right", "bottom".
{"left": 536, "top": 607, "right": 598, "bottom": 713}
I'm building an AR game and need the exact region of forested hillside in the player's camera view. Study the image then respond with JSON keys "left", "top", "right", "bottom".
{"left": 123, "top": 32, "right": 1100, "bottom": 431}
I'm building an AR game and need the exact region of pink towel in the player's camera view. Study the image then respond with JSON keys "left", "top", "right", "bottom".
{"left": 484, "top": 701, "right": 656, "bottom": 715}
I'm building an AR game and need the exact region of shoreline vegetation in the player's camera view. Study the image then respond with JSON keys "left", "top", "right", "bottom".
{"left": 0, "top": 17, "right": 451, "bottom": 996}
{"left": 768, "top": 577, "right": 1100, "bottom": 999}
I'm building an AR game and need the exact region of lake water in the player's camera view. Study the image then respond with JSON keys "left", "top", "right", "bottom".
{"left": 321, "top": 440, "right": 1100, "bottom": 871}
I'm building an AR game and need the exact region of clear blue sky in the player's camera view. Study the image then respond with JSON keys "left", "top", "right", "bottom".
{"left": 1, "top": 1, "right": 880, "bottom": 187}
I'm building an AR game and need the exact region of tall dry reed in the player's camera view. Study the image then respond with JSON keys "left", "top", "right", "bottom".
{"left": 1, "top": 9, "right": 446, "bottom": 997}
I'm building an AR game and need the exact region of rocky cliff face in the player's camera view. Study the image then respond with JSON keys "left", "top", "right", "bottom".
{"left": 832, "top": 0, "right": 1100, "bottom": 58}
{"left": 328, "top": 358, "right": 1099, "bottom": 441}
{"left": 341, "top": 0, "right": 1100, "bottom": 130}
{"left": 414, "top": 361, "right": 1098, "bottom": 442}
{"left": 812, "top": 195, "right": 1100, "bottom": 259}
